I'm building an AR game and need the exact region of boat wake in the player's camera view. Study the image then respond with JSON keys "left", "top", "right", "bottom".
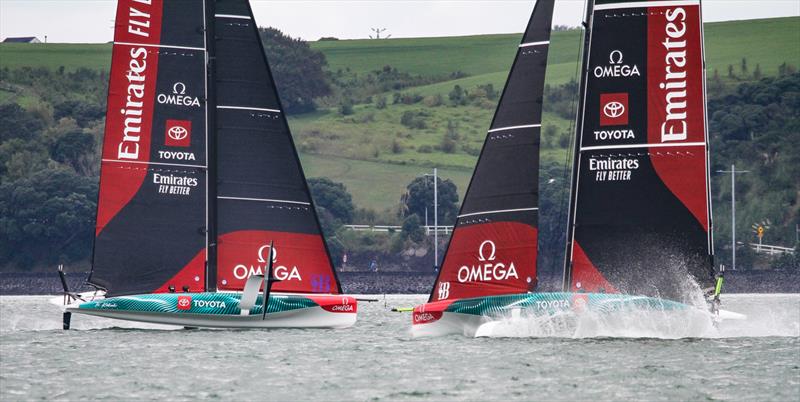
{"left": 474, "top": 294, "right": 800, "bottom": 339}
{"left": 476, "top": 306, "right": 716, "bottom": 338}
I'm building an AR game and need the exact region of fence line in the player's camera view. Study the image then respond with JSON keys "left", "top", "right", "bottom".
{"left": 750, "top": 243, "right": 795, "bottom": 256}
{"left": 344, "top": 224, "right": 454, "bottom": 235}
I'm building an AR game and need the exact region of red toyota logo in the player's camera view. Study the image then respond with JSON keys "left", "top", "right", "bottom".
{"left": 604, "top": 102, "right": 625, "bottom": 118}
{"left": 177, "top": 296, "right": 192, "bottom": 310}
{"left": 168, "top": 126, "right": 188, "bottom": 141}
{"left": 165, "top": 120, "right": 192, "bottom": 147}
{"left": 599, "top": 93, "right": 629, "bottom": 126}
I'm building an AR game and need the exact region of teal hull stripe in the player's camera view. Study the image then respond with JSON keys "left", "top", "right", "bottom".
{"left": 78, "top": 293, "right": 318, "bottom": 316}
{"left": 444, "top": 292, "right": 689, "bottom": 317}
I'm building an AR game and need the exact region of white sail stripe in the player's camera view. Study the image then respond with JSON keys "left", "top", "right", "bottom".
{"left": 114, "top": 41, "right": 205, "bottom": 51}
{"left": 580, "top": 142, "right": 706, "bottom": 151}
{"left": 458, "top": 207, "right": 538, "bottom": 218}
{"left": 101, "top": 159, "right": 207, "bottom": 169}
{"left": 217, "top": 196, "right": 310, "bottom": 206}
{"left": 519, "top": 41, "right": 550, "bottom": 48}
{"left": 487, "top": 124, "right": 541, "bottom": 133}
{"left": 594, "top": 0, "right": 699, "bottom": 11}
{"left": 214, "top": 14, "right": 251, "bottom": 19}
{"left": 217, "top": 105, "right": 282, "bottom": 113}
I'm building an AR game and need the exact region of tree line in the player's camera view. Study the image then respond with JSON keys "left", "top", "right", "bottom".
{"left": 0, "top": 28, "right": 797, "bottom": 272}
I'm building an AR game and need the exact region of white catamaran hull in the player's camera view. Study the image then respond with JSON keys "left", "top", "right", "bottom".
{"left": 412, "top": 292, "right": 744, "bottom": 338}
{"left": 67, "top": 305, "right": 355, "bottom": 329}
{"left": 60, "top": 292, "right": 357, "bottom": 329}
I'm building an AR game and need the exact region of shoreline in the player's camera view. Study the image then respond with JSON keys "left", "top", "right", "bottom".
{"left": 1, "top": 270, "right": 797, "bottom": 295}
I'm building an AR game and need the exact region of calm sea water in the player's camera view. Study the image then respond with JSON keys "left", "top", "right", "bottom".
{"left": 1, "top": 294, "right": 798, "bottom": 401}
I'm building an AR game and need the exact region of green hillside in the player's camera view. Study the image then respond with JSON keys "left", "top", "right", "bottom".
{"left": 1, "top": 17, "right": 798, "bottom": 211}
{"left": 2, "top": 17, "right": 797, "bottom": 80}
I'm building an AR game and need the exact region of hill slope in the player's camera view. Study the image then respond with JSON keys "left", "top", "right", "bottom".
{"left": 1, "top": 17, "right": 798, "bottom": 211}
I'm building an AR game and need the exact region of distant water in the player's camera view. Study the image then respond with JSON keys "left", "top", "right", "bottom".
{"left": 1, "top": 294, "right": 798, "bottom": 401}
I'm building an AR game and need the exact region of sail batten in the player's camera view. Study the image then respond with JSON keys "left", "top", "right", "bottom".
{"left": 427, "top": 0, "right": 555, "bottom": 302}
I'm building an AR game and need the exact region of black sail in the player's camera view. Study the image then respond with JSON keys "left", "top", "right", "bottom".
{"left": 563, "top": 0, "right": 715, "bottom": 302}
{"left": 90, "top": 0, "right": 209, "bottom": 296}
{"left": 428, "top": 0, "right": 555, "bottom": 302}
{"left": 212, "top": 0, "right": 341, "bottom": 294}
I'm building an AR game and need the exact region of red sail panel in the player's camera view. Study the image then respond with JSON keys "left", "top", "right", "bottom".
{"left": 89, "top": 0, "right": 209, "bottom": 296}
{"left": 216, "top": 231, "right": 337, "bottom": 293}
{"left": 431, "top": 223, "right": 537, "bottom": 301}
{"left": 428, "top": 0, "right": 554, "bottom": 302}
{"left": 647, "top": 4, "right": 709, "bottom": 231}
{"left": 569, "top": 242, "right": 617, "bottom": 293}
{"left": 95, "top": 3, "right": 163, "bottom": 235}
{"left": 564, "top": 0, "right": 714, "bottom": 301}
{"left": 212, "top": 0, "right": 341, "bottom": 294}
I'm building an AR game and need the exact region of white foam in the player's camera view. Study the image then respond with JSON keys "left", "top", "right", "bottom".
{"left": 476, "top": 293, "right": 800, "bottom": 339}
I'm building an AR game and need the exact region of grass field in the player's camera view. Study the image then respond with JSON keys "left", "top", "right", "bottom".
{"left": 2, "top": 17, "right": 796, "bottom": 80}
{"left": 2, "top": 17, "right": 798, "bottom": 211}
{"left": 300, "top": 154, "right": 473, "bottom": 211}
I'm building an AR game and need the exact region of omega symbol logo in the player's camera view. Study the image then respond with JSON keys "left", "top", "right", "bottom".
{"left": 603, "top": 101, "right": 626, "bottom": 119}
{"left": 478, "top": 240, "right": 497, "bottom": 262}
{"left": 167, "top": 125, "right": 189, "bottom": 141}
{"left": 257, "top": 244, "right": 278, "bottom": 263}
{"left": 609, "top": 50, "right": 624, "bottom": 65}
{"left": 173, "top": 82, "right": 186, "bottom": 95}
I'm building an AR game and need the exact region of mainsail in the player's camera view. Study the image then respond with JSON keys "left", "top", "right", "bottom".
{"left": 427, "top": 0, "right": 555, "bottom": 302}
{"left": 563, "top": 0, "right": 715, "bottom": 301}
{"left": 90, "top": 0, "right": 340, "bottom": 296}
{"left": 212, "top": 0, "right": 341, "bottom": 294}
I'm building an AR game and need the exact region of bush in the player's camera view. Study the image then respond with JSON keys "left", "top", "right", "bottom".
{"left": 448, "top": 85, "right": 467, "bottom": 106}
{"left": 339, "top": 99, "right": 355, "bottom": 116}
{"left": 402, "top": 214, "right": 425, "bottom": 243}
{"left": 375, "top": 95, "right": 388, "bottom": 109}
{"left": 445, "top": 119, "right": 460, "bottom": 141}
{"left": 423, "top": 94, "right": 444, "bottom": 107}
{"left": 398, "top": 93, "right": 423, "bottom": 105}
{"left": 418, "top": 145, "right": 434, "bottom": 153}
{"left": 400, "top": 111, "right": 427, "bottom": 129}
{"left": 440, "top": 136, "right": 457, "bottom": 154}
{"left": 391, "top": 139, "right": 404, "bottom": 154}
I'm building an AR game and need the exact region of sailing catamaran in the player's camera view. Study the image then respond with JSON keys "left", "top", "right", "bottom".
{"left": 412, "top": 0, "right": 737, "bottom": 337}
{"left": 57, "top": 0, "right": 357, "bottom": 329}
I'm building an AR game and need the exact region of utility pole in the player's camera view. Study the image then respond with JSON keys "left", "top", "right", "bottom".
{"left": 717, "top": 165, "right": 749, "bottom": 270}
{"left": 434, "top": 167, "right": 438, "bottom": 272}
{"left": 423, "top": 168, "right": 439, "bottom": 272}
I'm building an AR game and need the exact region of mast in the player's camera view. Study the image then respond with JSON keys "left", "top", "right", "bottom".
{"left": 204, "top": 0, "right": 218, "bottom": 292}
{"left": 562, "top": 0, "right": 595, "bottom": 291}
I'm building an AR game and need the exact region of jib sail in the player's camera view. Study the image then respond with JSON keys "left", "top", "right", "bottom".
{"left": 212, "top": 0, "right": 341, "bottom": 294}
{"left": 89, "top": 0, "right": 209, "bottom": 296}
{"left": 563, "top": 0, "right": 715, "bottom": 301}
{"left": 427, "top": 0, "right": 555, "bottom": 302}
